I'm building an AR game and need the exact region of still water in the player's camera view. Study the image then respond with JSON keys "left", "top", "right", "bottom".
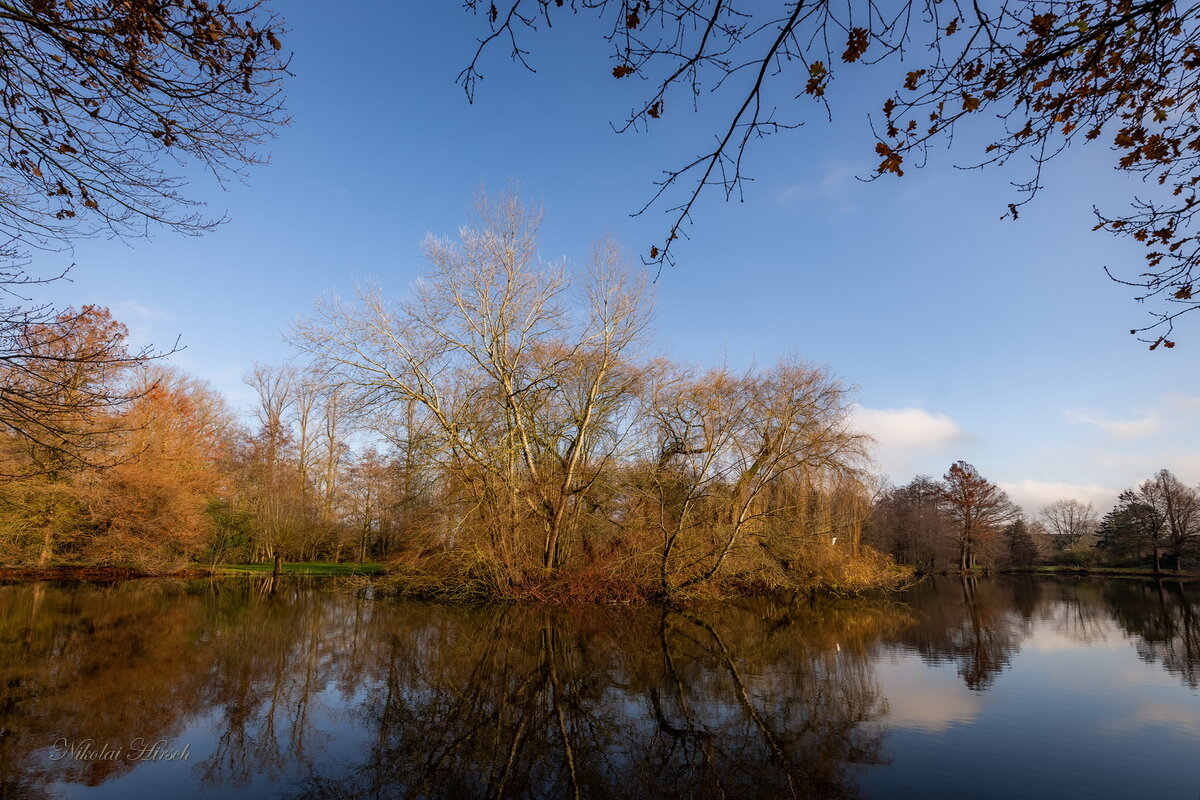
{"left": 0, "top": 577, "right": 1196, "bottom": 799}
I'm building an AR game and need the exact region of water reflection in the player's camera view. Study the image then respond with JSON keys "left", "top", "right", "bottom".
{"left": 0, "top": 577, "right": 1196, "bottom": 799}
{"left": 897, "top": 578, "right": 1033, "bottom": 690}
{"left": 1105, "top": 580, "right": 1200, "bottom": 689}
{"left": 284, "top": 601, "right": 906, "bottom": 800}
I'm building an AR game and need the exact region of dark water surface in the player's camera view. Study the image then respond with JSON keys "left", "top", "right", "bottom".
{"left": 0, "top": 576, "right": 1196, "bottom": 799}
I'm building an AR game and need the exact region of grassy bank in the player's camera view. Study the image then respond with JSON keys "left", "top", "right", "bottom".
{"left": 1002, "top": 565, "right": 1200, "bottom": 580}
{"left": 215, "top": 562, "right": 384, "bottom": 576}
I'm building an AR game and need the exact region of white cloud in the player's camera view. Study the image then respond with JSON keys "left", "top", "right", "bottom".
{"left": 95, "top": 299, "right": 172, "bottom": 351}
{"left": 852, "top": 405, "right": 967, "bottom": 477}
{"left": 1099, "top": 701, "right": 1200, "bottom": 737}
{"left": 1065, "top": 408, "right": 1160, "bottom": 439}
{"left": 854, "top": 406, "right": 965, "bottom": 447}
{"left": 1066, "top": 394, "right": 1200, "bottom": 441}
{"left": 1164, "top": 392, "right": 1200, "bottom": 414}
{"left": 107, "top": 299, "right": 171, "bottom": 322}
{"left": 998, "top": 480, "right": 1120, "bottom": 518}
{"left": 876, "top": 656, "right": 984, "bottom": 732}
{"left": 776, "top": 161, "right": 864, "bottom": 206}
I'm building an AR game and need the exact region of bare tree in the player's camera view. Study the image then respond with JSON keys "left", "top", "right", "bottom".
{"left": 244, "top": 362, "right": 298, "bottom": 573}
{"left": 639, "top": 363, "right": 756, "bottom": 593}
{"left": 1148, "top": 469, "right": 1199, "bottom": 572}
{"left": 289, "top": 196, "right": 902, "bottom": 597}
{"left": 1040, "top": 499, "right": 1098, "bottom": 552}
{"left": 293, "top": 193, "right": 652, "bottom": 582}
{"left": 639, "top": 358, "right": 869, "bottom": 592}
{"left": 316, "top": 385, "right": 351, "bottom": 560}
{"left": 1128, "top": 483, "right": 1170, "bottom": 572}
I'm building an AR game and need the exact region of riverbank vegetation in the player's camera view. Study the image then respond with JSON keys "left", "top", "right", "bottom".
{"left": 1, "top": 194, "right": 1195, "bottom": 599}
{"left": 0, "top": 195, "right": 909, "bottom": 599}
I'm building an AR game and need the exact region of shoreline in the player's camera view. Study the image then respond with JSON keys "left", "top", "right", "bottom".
{"left": 2, "top": 564, "right": 1196, "bottom": 593}
{"left": 910, "top": 565, "right": 1200, "bottom": 581}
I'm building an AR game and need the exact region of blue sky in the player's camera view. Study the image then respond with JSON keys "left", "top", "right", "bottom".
{"left": 38, "top": 2, "right": 1200, "bottom": 515}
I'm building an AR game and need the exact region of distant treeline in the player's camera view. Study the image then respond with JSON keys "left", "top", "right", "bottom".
{"left": 867, "top": 466, "right": 1200, "bottom": 573}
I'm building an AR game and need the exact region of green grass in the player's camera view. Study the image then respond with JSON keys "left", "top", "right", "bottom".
{"left": 1006, "top": 564, "right": 1200, "bottom": 578}
{"left": 214, "top": 562, "right": 384, "bottom": 576}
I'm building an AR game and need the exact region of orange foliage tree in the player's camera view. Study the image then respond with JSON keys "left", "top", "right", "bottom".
{"left": 0, "top": 305, "right": 142, "bottom": 565}
{"left": 0, "top": 309, "right": 233, "bottom": 571}
{"left": 940, "top": 461, "right": 1020, "bottom": 570}
{"left": 78, "top": 367, "right": 233, "bottom": 571}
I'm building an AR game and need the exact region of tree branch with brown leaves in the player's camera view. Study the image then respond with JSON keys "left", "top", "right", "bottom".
{"left": 0, "top": 0, "right": 289, "bottom": 248}
{"left": 461, "top": 0, "right": 1200, "bottom": 346}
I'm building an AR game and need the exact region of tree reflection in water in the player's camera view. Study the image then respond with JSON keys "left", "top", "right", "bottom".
{"left": 897, "top": 577, "right": 1034, "bottom": 690}
{"left": 288, "top": 599, "right": 905, "bottom": 800}
{"left": 1104, "top": 579, "right": 1200, "bottom": 689}
{"left": 0, "top": 577, "right": 1196, "bottom": 799}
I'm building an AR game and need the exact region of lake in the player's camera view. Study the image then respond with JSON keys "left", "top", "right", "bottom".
{"left": 0, "top": 576, "right": 1196, "bottom": 799}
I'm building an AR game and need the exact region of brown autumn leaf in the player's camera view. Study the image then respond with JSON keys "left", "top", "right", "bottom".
{"left": 805, "top": 61, "right": 828, "bottom": 96}
{"left": 1149, "top": 335, "right": 1174, "bottom": 350}
{"left": 649, "top": 245, "right": 659, "bottom": 259}
{"left": 613, "top": 65, "right": 635, "bottom": 79}
{"left": 1175, "top": 285, "right": 1193, "bottom": 299}
{"left": 842, "top": 28, "right": 869, "bottom": 63}
{"left": 874, "top": 141, "right": 904, "bottom": 176}
{"left": 647, "top": 101, "right": 661, "bottom": 119}
{"left": 904, "top": 70, "right": 925, "bottom": 90}
{"left": 962, "top": 94, "right": 980, "bottom": 112}
{"left": 626, "top": 10, "right": 640, "bottom": 29}
{"left": 1029, "top": 13, "right": 1056, "bottom": 37}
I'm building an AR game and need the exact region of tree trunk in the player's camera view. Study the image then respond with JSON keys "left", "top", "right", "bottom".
{"left": 543, "top": 506, "right": 566, "bottom": 570}
{"left": 272, "top": 551, "right": 282, "bottom": 576}
{"left": 38, "top": 528, "right": 53, "bottom": 567}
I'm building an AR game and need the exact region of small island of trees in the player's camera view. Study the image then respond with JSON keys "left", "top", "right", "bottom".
{"left": 0, "top": 194, "right": 1194, "bottom": 600}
